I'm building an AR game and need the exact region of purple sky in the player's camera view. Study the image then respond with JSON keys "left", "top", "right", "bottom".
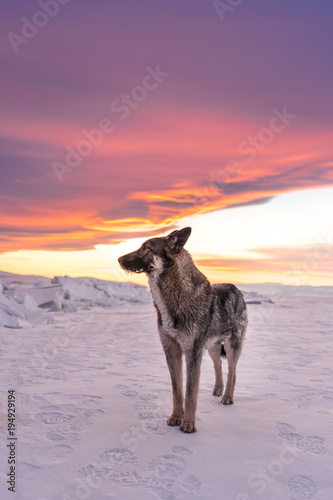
{"left": 0, "top": 0, "right": 332, "bottom": 281}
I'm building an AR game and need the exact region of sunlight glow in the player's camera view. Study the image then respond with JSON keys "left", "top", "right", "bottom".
{"left": 1, "top": 187, "right": 332, "bottom": 286}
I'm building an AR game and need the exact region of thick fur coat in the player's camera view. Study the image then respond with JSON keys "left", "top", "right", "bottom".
{"left": 118, "top": 227, "right": 247, "bottom": 432}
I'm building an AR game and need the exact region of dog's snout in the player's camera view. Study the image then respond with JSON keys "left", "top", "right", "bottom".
{"left": 118, "top": 255, "right": 128, "bottom": 269}
{"left": 118, "top": 251, "right": 145, "bottom": 274}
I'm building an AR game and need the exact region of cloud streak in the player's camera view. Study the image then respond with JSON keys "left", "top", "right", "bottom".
{"left": 0, "top": 113, "right": 332, "bottom": 253}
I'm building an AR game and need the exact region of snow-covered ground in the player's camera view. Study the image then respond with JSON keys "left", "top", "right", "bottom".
{"left": 0, "top": 271, "right": 332, "bottom": 499}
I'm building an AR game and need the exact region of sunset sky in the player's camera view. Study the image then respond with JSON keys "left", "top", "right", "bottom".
{"left": 0, "top": 0, "right": 332, "bottom": 285}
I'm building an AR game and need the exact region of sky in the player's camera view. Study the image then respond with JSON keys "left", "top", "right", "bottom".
{"left": 0, "top": 0, "right": 332, "bottom": 285}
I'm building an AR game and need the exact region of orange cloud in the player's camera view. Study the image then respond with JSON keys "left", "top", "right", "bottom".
{"left": 1, "top": 107, "right": 332, "bottom": 254}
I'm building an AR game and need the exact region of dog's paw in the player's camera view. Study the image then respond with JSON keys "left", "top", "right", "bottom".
{"left": 167, "top": 415, "right": 182, "bottom": 426}
{"left": 212, "top": 386, "right": 223, "bottom": 397}
{"left": 180, "top": 420, "right": 197, "bottom": 433}
{"left": 221, "top": 394, "right": 234, "bottom": 405}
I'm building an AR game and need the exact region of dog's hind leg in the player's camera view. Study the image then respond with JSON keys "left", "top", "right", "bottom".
{"left": 161, "top": 336, "right": 184, "bottom": 426}
{"left": 221, "top": 337, "right": 242, "bottom": 405}
{"left": 208, "top": 343, "right": 224, "bottom": 396}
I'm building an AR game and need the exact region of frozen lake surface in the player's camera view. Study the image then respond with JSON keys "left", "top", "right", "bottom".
{"left": 0, "top": 273, "right": 332, "bottom": 499}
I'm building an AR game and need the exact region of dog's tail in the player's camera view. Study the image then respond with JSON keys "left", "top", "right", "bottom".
{"left": 220, "top": 344, "right": 227, "bottom": 358}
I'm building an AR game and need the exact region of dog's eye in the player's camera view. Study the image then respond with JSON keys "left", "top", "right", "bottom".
{"left": 141, "top": 245, "right": 151, "bottom": 255}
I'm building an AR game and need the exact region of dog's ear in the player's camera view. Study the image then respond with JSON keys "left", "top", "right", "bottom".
{"left": 166, "top": 227, "right": 192, "bottom": 254}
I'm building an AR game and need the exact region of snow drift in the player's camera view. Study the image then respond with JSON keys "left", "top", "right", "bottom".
{"left": 0, "top": 271, "right": 151, "bottom": 328}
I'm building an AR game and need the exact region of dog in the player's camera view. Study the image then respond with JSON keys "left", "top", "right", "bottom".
{"left": 118, "top": 227, "right": 248, "bottom": 433}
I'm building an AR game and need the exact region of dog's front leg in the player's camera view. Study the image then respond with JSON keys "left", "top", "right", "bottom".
{"left": 161, "top": 335, "right": 184, "bottom": 426}
{"left": 181, "top": 345, "right": 204, "bottom": 433}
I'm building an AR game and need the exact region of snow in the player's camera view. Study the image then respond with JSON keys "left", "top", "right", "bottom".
{"left": 0, "top": 271, "right": 332, "bottom": 499}
{"left": 0, "top": 272, "right": 151, "bottom": 328}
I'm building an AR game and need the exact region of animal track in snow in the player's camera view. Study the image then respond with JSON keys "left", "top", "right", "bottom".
{"left": 139, "top": 476, "right": 176, "bottom": 499}
{"left": 295, "top": 435, "right": 326, "bottom": 456}
{"left": 144, "top": 422, "right": 171, "bottom": 435}
{"left": 99, "top": 448, "right": 138, "bottom": 466}
{"left": 78, "top": 443, "right": 195, "bottom": 499}
{"left": 35, "top": 410, "right": 76, "bottom": 425}
{"left": 138, "top": 393, "right": 158, "bottom": 401}
{"left": 121, "top": 389, "right": 139, "bottom": 397}
{"left": 78, "top": 463, "right": 102, "bottom": 477}
{"left": 79, "top": 465, "right": 142, "bottom": 486}
{"left": 180, "top": 475, "right": 202, "bottom": 493}
{"left": 44, "top": 429, "right": 80, "bottom": 443}
{"left": 148, "top": 454, "right": 187, "bottom": 478}
{"left": 113, "top": 384, "right": 128, "bottom": 390}
{"left": 288, "top": 474, "right": 317, "bottom": 499}
{"left": 137, "top": 411, "right": 161, "bottom": 420}
{"left": 132, "top": 401, "right": 159, "bottom": 411}
{"left": 78, "top": 463, "right": 177, "bottom": 497}
{"left": 275, "top": 422, "right": 326, "bottom": 455}
{"left": 296, "top": 395, "right": 313, "bottom": 409}
{"left": 275, "top": 422, "right": 301, "bottom": 443}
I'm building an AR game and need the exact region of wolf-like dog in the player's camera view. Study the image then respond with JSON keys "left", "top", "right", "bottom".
{"left": 118, "top": 227, "right": 247, "bottom": 433}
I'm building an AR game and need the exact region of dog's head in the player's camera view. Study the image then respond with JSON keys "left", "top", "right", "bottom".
{"left": 118, "top": 227, "right": 192, "bottom": 275}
